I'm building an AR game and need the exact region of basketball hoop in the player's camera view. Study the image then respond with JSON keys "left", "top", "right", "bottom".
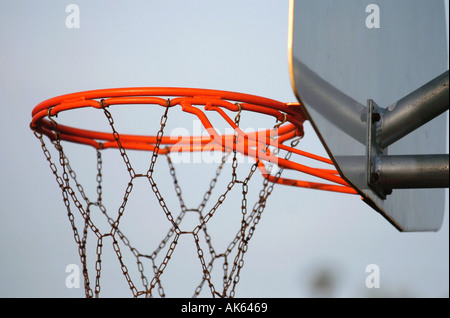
{"left": 30, "top": 87, "right": 356, "bottom": 298}
{"left": 31, "top": 87, "right": 354, "bottom": 193}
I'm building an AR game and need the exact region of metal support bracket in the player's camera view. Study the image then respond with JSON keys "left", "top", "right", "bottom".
{"left": 367, "top": 98, "right": 449, "bottom": 200}
{"left": 367, "top": 99, "right": 390, "bottom": 199}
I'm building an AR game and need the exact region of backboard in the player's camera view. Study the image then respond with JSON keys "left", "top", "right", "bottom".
{"left": 288, "top": 0, "right": 449, "bottom": 231}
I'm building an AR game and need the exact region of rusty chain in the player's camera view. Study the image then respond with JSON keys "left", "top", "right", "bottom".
{"left": 33, "top": 100, "right": 293, "bottom": 298}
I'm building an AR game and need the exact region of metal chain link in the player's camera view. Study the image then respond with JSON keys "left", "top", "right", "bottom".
{"left": 34, "top": 100, "right": 295, "bottom": 298}
{"left": 221, "top": 119, "right": 290, "bottom": 297}
{"left": 32, "top": 124, "right": 95, "bottom": 298}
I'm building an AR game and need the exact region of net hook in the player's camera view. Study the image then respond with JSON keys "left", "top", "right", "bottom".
{"left": 235, "top": 102, "right": 242, "bottom": 116}
{"left": 274, "top": 113, "right": 287, "bottom": 129}
{"left": 47, "top": 107, "right": 60, "bottom": 140}
{"left": 290, "top": 135, "right": 303, "bottom": 147}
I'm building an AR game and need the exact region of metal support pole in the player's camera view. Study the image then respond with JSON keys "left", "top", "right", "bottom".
{"left": 374, "top": 154, "right": 449, "bottom": 189}
{"left": 379, "top": 70, "right": 449, "bottom": 149}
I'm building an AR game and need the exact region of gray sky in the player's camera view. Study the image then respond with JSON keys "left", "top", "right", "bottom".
{"left": 0, "top": 0, "right": 448, "bottom": 298}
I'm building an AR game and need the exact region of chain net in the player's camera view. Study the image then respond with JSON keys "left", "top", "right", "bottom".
{"left": 32, "top": 98, "right": 296, "bottom": 298}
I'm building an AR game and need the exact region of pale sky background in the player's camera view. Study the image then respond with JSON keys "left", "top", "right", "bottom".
{"left": 0, "top": 0, "right": 448, "bottom": 298}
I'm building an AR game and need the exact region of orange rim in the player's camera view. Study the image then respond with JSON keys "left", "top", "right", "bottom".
{"left": 31, "top": 87, "right": 357, "bottom": 194}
